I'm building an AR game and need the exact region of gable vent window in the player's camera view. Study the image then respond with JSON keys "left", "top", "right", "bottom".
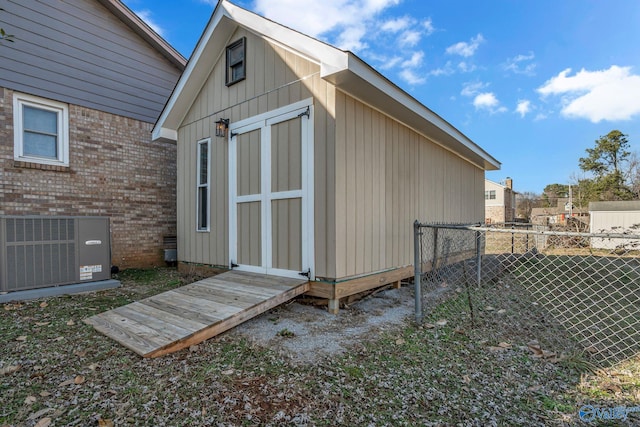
{"left": 226, "top": 37, "right": 246, "bottom": 86}
{"left": 13, "top": 93, "right": 69, "bottom": 166}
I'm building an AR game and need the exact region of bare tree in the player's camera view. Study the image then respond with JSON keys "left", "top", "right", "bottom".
{"left": 625, "top": 151, "right": 640, "bottom": 199}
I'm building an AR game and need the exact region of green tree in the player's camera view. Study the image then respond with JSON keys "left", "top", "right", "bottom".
{"left": 542, "top": 183, "right": 568, "bottom": 207}
{"left": 578, "top": 130, "right": 634, "bottom": 201}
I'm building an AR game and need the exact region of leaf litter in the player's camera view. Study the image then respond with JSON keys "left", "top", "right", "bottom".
{"left": 0, "top": 267, "right": 638, "bottom": 426}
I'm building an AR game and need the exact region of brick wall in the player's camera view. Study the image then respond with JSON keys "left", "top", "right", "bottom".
{"left": 485, "top": 205, "right": 506, "bottom": 224}
{"left": 0, "top": 88, "right": 176, "bottom": 268}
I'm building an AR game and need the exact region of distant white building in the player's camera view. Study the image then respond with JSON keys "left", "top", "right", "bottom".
{"left": 485, "top": 178, "right": 516, "bottom": 224}
{"left": 589, "top": 201, "right": 640, "bottom": 250}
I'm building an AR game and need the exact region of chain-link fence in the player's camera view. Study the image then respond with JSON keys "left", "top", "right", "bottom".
{"left": 413, "top": 221, "right": 640, "bottom": 366}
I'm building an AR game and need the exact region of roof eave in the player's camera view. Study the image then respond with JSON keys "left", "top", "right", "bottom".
{"left": 323, "top": 54, "right": 500, "bottom": 171}
{"left": 97, "top": 0, "right": 187, "bottom": 69}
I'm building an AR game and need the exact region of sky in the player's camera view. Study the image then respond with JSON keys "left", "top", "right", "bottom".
{"left": 124, "top": 0, "right": 640, "bottom": 194}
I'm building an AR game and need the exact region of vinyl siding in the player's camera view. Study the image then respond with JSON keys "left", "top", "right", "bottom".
{"left": 0, "top": 0, "right": 182, "bottom": 123}
{"left": 177, "top": 28, "right": 336, "bottom": 277}
{"left": 334, "top": 91, "right": 484, "bottom": 279}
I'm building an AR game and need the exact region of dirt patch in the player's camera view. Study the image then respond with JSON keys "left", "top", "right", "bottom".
{"left": 228, "top": 286, "right": 415, "bottom": 364}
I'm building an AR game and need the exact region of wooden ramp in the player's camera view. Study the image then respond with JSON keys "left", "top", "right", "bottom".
{"left": 84, "top": 271, "right": 309, "bottom": 358}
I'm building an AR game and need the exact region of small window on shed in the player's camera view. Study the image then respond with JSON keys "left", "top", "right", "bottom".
{"left": 226, "top": 37, "right": 246, "bottom": 86}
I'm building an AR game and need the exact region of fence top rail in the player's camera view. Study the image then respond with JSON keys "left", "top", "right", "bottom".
{"left": 415, "top": 222, "right": 640, "bottom": 240}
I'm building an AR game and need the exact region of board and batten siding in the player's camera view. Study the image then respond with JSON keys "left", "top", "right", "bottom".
{"left": 177, "top": 28, "right": 337, "bottom": 278}
{"left": 0, "top": 0, "right": 182, "bottom": 123}
{"left": 333, "top": 91, "right": 485, "bottom": 279}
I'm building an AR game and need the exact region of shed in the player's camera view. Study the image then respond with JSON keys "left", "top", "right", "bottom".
{"left": 589, "top": 201, "right": 640, "bottom": 250}
{"left": 153, "top": 0, "right": 500, "bottom": 312}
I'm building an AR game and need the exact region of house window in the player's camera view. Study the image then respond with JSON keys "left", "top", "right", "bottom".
{"left": 196, "top": 138, "right": 211, "bottom": 231}
{"left": 226, "top": 37, "right": 246, "bottom": 86}
{"left": 485, "top": 190, "right": 496, "bottom": 200}
{"left": 13, "top": 93, "right": 69, "bottom": 166}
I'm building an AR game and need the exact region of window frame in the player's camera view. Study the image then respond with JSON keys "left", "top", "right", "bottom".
{"left": 485, "top": 190, "right": 496, "bottom": 200}
{"left": 13, "top": 92, "right": 69, "bottom": 167}
{"left": 196, "top": 138, "right": 211, "bottom": 232}
{"left": 225, "top": 37, "right": 246, "bottom": 86}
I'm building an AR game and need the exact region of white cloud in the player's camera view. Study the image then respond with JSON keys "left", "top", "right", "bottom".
{"left": 253, "top": 0, "right": 400, "bottom": 51}
{"left": 446, "top": 33, "right": 485, "bottom": 57}
{"left": 398, "top": 51, "right": 427, "bottom": 85}
{"left": 474, "top": 92, "right": 499, "bottom": 109}
{"left": 457, "top": 61, "right": 476, "bottom": 73}
{"left": 461, "top": 81, "right": 488, "bottom": 97}
{"left": 399, "top": 30, "right": 422, "bottom": 47}
{"left": 134, "top": 9, "right": 165, "bottom": 36}
{"left": 336, "top": 25, "right": 368, "bottom": 51}
{"left": 381, "top": 16, "right": 411, "bottom": 33}
{"left": 253, "top": 0, "right": 435, "bottom": 86}
{"left": 537, "top": 65, "right": 640, "bottom": 122}
{"left": 516, "top": 100, "right": 531, "bottom": 117}
{"left": 504, "top": 51, "right": 536, "bottom": 75}
{"left": 462, "top": 89, "right": 507, "bottom": 114}
{"left": 429, "top": 61, "right": 455, "bottom": 77}
{"left": 422, "top": 18, "right": 435, "bottom": 36}
{"left": 378, "top": 56, "right": 403, "bottom": 70}
{"left": 402, "top": 51, "right": 424, "bottom": 68}
{"left": 399, "top": 68, "right": 426, "bottom": 85}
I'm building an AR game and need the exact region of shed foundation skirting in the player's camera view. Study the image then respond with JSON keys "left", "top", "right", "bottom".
{"left": 177, "top": 262, "right": 413, "bottom": 314}
{"left": 304, "top": 266, "right": 413, "bottom": 314}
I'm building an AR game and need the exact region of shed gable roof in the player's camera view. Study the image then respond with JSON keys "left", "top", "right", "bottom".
{"left": 153, "top": 0, "right": 500, "bottom": 171}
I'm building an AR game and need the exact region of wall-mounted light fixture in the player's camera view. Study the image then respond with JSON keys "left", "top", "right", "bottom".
{"left": 215, "top": 118, "right": 229, "bottom": 138}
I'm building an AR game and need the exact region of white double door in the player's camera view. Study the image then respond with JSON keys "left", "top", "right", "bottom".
{"left": 228, "top": 100, "right": 314, "bottom": 280}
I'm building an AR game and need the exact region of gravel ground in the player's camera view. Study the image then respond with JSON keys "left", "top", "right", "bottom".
{"left": 229, "top": 286, "right": 414, "bottom": 364}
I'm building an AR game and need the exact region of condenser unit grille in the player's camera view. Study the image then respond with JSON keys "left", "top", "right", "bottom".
{"left": 0, "top": 216, "right": 110, "bottom": 293}
{"left": 4, "top": 218, "right": 76, "bottom": 291}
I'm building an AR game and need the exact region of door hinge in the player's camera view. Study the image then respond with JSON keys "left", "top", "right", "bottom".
{"left": 299, "top": 268, "right": 311, "bottom": 278}
{"left": 297, "top": 106, "right": 310, "bottom": 119}
{"left": 230, "top": 261, "right": 239, "bottom": 268}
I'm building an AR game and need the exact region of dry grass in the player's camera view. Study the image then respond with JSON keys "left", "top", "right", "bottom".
{"left": 1, "top": 267, "right": 639, "bottom": 426}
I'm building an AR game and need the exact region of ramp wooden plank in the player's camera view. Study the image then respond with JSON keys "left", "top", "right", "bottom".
{"left": 150, "top": 289, "right": 248, "bottom": 316}
{"left": 85, "top": 312, "right": 167, "bottom": 356}
{"left": 209, "top": 271, "right": 305, "bottom": 291}
{"left": 132, "top": 301, "right": 209, "bottom": 331}
{"left": 96, "top": 309, "right": 184, "bottom": 345}
{"left": 146, "top": 279, "right": 310, "bottom": 358}
{"left": 195, "top": 278, "right": 282, "bottom": 299}
{"left": 141, "top": 298, "right": 223, "bottom": 325}
{"left": 112, "top": 304, "right": 195, "bottom": 340}
{"left": 178, "top": 282, "right": 264, "bottom": 307}
{"left": 85, "top": 271, "right": 310, "bottom": 358}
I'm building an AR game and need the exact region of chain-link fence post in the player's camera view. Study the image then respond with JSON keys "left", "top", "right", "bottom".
{"left": 475, "top": 230, "right": 482, "bottom": 285}
{"left": 413, "top": 220, "right": 423, "bottom": 323}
